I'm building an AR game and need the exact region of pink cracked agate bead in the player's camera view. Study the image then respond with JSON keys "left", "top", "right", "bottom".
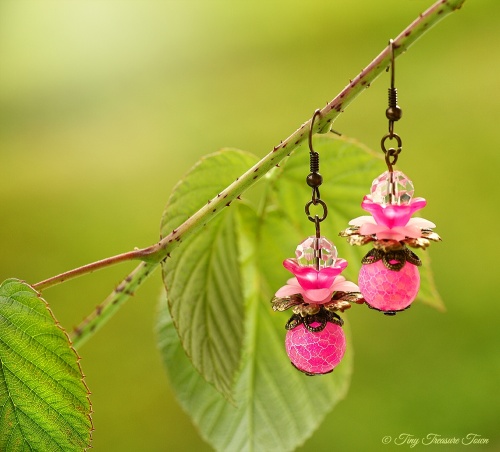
{"left": 358, "top": 260, "right": 420, "bottom": 312}
{"left": 285, "top": 322, "right": 346, "bottom": 375}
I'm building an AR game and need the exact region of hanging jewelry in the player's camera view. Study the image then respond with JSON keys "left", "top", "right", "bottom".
{"left": 340, "top": 40, "right": 441, "bottom": 315}
{"left": 271, "top": 110, "right": 363, "bottom": 376}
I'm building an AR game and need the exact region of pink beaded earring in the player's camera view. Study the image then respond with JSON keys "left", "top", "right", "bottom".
{"left": 271, "top": 110, "right": 363, "bottom": 376}
{"left": 340, "top": 40, "right": 441, "bottom": 315}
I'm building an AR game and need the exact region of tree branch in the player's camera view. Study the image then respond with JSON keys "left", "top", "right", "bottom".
{"left": 129, "top": 0, "right": 468, "bottom": 265}
{"left": 32, "top": 247, "right": 156, "bottom": 291}
{"left": 30, "top": 0, "right": 465, "bottom": 347}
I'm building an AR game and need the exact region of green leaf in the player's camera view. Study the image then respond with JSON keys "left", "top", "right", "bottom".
{"left": 415, "top": 252, "right": 445, "bottom": 311}
{"left": 160, "top": 149, "right": 259, "bottom": 399}
{"left": 0, "top": 278, "right": 92, "bottom": 451}
{"left": 158, "top": 202, "right": 352, "bottom": 451}
{"left": 158, "top": 136, "right": 444, "bottom": 451}
{"left": 158, "top": 242, "right": 352, "bottom": 452}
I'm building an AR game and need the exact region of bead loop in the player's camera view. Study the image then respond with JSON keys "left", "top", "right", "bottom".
{"left": 305, "top": 199, "right": 328, "bottom": 223}
{"left": 381, "top": 133, "right": 402, "bottom": 171}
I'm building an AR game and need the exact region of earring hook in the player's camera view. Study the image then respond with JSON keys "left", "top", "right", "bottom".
{"left": 305, "top": 109, "right": 327, "bottom": 270}
{"left": 385, "top": 39, "right": 403, "bottom": 129}
{"left": 381, "top": 39, "right": 403, "bottom": 172}
{"left": 304, "top": 109, "right": 328, "bottom": 261}
{"left": 308, "top": 109, "right": 321, "bottom": 155}
{"left": 389, "top": 39, "right": 396, "bottom": 91}
{"left": 386, "top": 39, "right": 403, "bottom": 130}
{"left": 306, "top": 109, "right": 323, "bottom": 203}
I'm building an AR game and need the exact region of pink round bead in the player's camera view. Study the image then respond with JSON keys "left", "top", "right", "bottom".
{"left": 358, "top": 260, "right": 420, "bottom": 311}
{"left": 285, "top": 322, "right": 346, "bottom": 375}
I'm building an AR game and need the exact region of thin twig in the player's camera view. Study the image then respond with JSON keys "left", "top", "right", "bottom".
{"left": 34, "top": 0, "right": 464, "bottom": 347}
{"left": 70, "top": 261, "right": 157, "bottom": 348}
{"left": 32, "top": 246, "right": 157, "bottom": 291}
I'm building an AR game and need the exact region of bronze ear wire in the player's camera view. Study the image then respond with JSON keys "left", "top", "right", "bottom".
{"left": 304, "top": 110, "right": 328, "bottom": 270}
{"left": 381, "top": 39, "right": 403, "bottom": 173}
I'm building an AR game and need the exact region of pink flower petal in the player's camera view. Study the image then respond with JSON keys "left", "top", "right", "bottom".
{"left": 407, "top": 217, "right": 436, "bottom": 229}
{"left": 283, "top": 258, "right": 348, "bottom": 291}
{"left": 349, "top": 216, "right": 376, "bottom": 226}
{"left": 283, "top": 259, "right": 301, "bottom": 275}
{"left": 316, "top": 268, "right": 338, "bottom": 289}
{"left": 373, "top": 224, "right": 422, "bottom": 241}
{"left": 375, "top": 230, "right": 407, "bottom": 241}
{"left": 362, "top": 197, "right": 427, "bottom": 228}
{"left": 283, "top": 259, "right": 318, "bottom": 290}
{"left": 359, "top": 223, "right": 386, "bottom": 236}
{"left": 335, "top": 259, "right": 348, "bottom": 272}
{"left": 395, "top": 225, "right": 422, "bottom": 239}
{"left": 331, "top": 280, "right": 360, "bottom": 292}
{"left": 275, "top": 284, "right": 302, "bottom": 298}
{"left": 316, "top": 260, "right": 348, "bottom": 287}
{"left": 303, "top": 288, "right": 333, "bottom": 304}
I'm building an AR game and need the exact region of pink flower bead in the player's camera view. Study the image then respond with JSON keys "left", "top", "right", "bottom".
{"left": 285, "top": 322, "right": 346, "bottom": 375}
{"left": 358, "top": 260, "right": 420, "bottom": 311}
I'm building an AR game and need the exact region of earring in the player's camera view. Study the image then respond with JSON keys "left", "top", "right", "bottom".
{"left": 340, "top": 40, "right": 441, "bottom": 315}
{"left": 271, "top": 110, "right": 363, "bottom": 376}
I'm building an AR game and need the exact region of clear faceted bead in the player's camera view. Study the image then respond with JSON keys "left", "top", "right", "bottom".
{"left": 370, "top": 170, "right": 414, "bottom": 206}
{"left": 295, "top": 236, "right": 337, "bottom": 268}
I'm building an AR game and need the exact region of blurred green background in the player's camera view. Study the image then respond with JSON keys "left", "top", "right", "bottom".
{"left": 0, "top": 0, "right": 498, "bottom": 451}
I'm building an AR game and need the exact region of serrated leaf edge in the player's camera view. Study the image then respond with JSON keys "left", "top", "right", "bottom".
{"left": 14, "top": 279, "right": 94, "bottom": 450}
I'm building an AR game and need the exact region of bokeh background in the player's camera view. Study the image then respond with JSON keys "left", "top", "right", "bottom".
{"left": 0, "top": 0, "right": 498, "bottom": 451}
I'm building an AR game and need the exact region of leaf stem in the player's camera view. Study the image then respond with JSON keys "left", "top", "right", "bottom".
{"left": 34, "top": 0, "right": 464, "bottom": 345}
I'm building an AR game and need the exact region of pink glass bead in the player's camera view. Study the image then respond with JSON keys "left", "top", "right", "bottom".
{"left": 285, "top": 322, "right": 346, "bottom": 375}
{"left": 358, "top": 260, "right": 420, "bottom": 311}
